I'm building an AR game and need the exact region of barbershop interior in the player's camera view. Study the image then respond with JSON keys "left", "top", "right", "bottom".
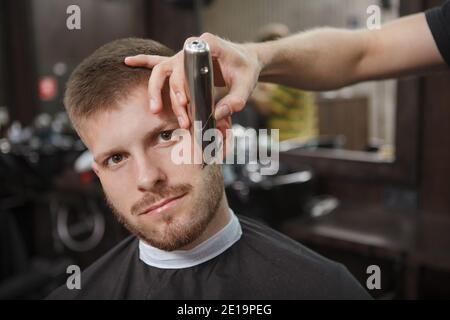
{"left": 0, "top": 0, "right": 449, "bottom": 300}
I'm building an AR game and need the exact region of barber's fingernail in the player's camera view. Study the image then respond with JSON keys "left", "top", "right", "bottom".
{"left": 215, "top": 105, "right": 231, "bottom": 120}
{"left": 150, "top": 98, "right": 158, "bottom": 112}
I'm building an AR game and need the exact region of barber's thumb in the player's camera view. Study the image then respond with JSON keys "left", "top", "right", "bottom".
{"left": 214, "top": 95, "right": 246, "bottom": 121}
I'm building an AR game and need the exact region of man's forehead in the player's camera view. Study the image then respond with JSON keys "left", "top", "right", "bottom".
{"left": 78, "top": 85, "right": 176, "bottom": 150}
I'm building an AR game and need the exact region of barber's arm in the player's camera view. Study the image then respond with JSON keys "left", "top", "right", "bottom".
{"left": 125, "top": 13, "right": 446, "bottom": 127}
{"left": 257, "top": 13, "right": 444, "bottom": 90}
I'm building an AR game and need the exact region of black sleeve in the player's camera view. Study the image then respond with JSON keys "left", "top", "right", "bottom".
{"left": 426, "top": 0, "right": 450, "bottom": 66}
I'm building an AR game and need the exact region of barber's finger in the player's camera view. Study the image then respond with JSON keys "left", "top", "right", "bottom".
{"left": 169, "top": 88, "right": 188, "bottom": 128}
{"left": 199, "top": 33, "right": 223, "bottom": 58}
{"left": 169, "top": 53, "right": 188, "bottom": 107}
{"left": 169, "top": 68, "right": 189, "bottom": 129}
{"left": 215, "top": 116, "right": 232, "bottom": 157}
{"left": 214, "top": 86, "right": 249, "bottom": 121}
{"left": 169, "top": 82, "right": 189, "bottom": 129}
{"left": 124, "top": 54, "right": 167, "bottom": 68}
{"left": 215, "top": 117, "right": 231, "bottom": 134}
{"left": 148, "top": 63, "right": 171, "bottom": 113}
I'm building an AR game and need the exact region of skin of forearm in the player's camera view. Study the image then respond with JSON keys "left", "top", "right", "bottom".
{"left": 253, "top": 28, "right": 370, "bottom": 91}
{"left": 251, "top": 13, "right": 445, "bottom": 91}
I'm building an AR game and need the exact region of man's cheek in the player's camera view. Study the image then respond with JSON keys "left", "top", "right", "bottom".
{"left": 101, "top": 178, "right": 129, "bottom": 207}
{"left": 106, "top": 189, "right": 132, "bottom": 218}
{"left": 170, "top": 162, "right": 201, "bottom": 183}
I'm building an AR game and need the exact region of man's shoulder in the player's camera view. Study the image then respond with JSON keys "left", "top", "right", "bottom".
{"left": 237, "top": 214, "right": 335, "bottom": 266}
{"left": 46, "top": 235, "right": 137, "bottom": 300}
{"left": 236, "top": 214, "right": 371, "bottom": 299}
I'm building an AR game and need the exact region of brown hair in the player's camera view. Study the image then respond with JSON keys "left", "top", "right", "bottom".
{"left": 64, "top": 37, "right": 174, "bottom": 131}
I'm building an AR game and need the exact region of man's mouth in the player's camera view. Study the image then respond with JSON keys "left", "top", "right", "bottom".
{"left": 138, "top": 193, "right": 187, "bottom": 216}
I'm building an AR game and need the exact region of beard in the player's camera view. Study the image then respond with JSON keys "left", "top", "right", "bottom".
{"left": 105, "top": 164, "right": 224, "bottom": 251}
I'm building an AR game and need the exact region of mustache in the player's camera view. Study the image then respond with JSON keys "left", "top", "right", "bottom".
{"left": 130, "top": 183, "right": 193, "bottom": 216}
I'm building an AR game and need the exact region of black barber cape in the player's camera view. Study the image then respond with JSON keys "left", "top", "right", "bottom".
{"left": 47, "top": 215, "right": 371, "bottom": 300}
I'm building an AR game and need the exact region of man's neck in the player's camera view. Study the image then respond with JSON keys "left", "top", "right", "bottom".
{"left": 178, "top": 194, "right": 231, "bottom": 251}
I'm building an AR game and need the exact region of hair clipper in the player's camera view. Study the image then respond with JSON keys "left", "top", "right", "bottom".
{"left": 184, "top": 39, "right": 216, "bottom": 164}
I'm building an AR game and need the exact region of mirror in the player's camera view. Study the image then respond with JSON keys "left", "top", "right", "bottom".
{"left": 203, "top": 0, "right": 400, "bottom": 161}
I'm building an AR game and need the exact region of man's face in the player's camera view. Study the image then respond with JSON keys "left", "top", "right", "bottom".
{"left": 80, "top": 85, "right": 224, "bottom": 251}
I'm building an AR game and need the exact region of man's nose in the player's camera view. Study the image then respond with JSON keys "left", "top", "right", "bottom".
{"left": 135, "top": 155, "right": 166, "bottom": 192}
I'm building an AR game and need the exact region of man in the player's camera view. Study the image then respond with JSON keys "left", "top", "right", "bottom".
{"left": 124, "top": 1, "right": 449, "bottom": 128}
{"left": 47, "top": 38, "right": 370, "bottom": 299}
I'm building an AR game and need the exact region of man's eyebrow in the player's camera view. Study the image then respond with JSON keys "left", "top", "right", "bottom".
{"left": 93, "top": 120, "right": 178, "bottom": 164}
{"left": 94, "top": 148, "right": 125, "bottom": 164}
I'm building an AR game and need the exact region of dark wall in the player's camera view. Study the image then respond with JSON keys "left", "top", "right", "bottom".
{"left": 4, "top": 0, "right": 37, "bottom": 125}
{"left": 4, "top": 0, "right": 196, "bottom": 122}
{"left": 420, "top": 69, "right": 450, "bottom": 213}
{"left": 144, "top": 0, "right": 198, "bottom": 51}
{"left": 30, "top": 0, "right": 148, "bottom": 115}
{"left": 0, "top": 1, "right": 7, "bottom": 109}
{"left": 31, "top": 0, "right": 147, "bottom": 66}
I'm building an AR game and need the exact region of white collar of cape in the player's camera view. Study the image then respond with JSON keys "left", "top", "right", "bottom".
{"left": 138, "top": 208, "right": 242, "bottom": 269}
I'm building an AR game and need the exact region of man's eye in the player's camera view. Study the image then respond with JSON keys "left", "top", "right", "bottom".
{"left": 106, "top": 154, "right": 124, "bottom": 167}
{"left": 158, "top": 130, "right": 176, "bottom": 143}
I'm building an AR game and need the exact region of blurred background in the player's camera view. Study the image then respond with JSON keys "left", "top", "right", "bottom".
{"left": 0, "top": 0, "right": 449, "bottom": 299}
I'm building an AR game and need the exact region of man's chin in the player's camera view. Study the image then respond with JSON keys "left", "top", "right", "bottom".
{"left": 139, "top": 235, "right": 195, "bottom": 252}
{"left": 137, "top": 227, "right": 199, "bottom": 252}
{"left": 130, "top": 212, "right": 211, "bottom": 252}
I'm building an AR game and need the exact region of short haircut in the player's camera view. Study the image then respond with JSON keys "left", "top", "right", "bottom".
{"left": 64, "top": 37, "right": 174, "bottom": 131}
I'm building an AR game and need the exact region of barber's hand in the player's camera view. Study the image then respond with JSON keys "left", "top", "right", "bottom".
{"left": 124, "top": 33, "right": 262, "bottom": 129}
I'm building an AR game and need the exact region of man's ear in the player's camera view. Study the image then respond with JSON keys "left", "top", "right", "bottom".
{"left": 216, "top": 116, "right": 232, "bottom": 160}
